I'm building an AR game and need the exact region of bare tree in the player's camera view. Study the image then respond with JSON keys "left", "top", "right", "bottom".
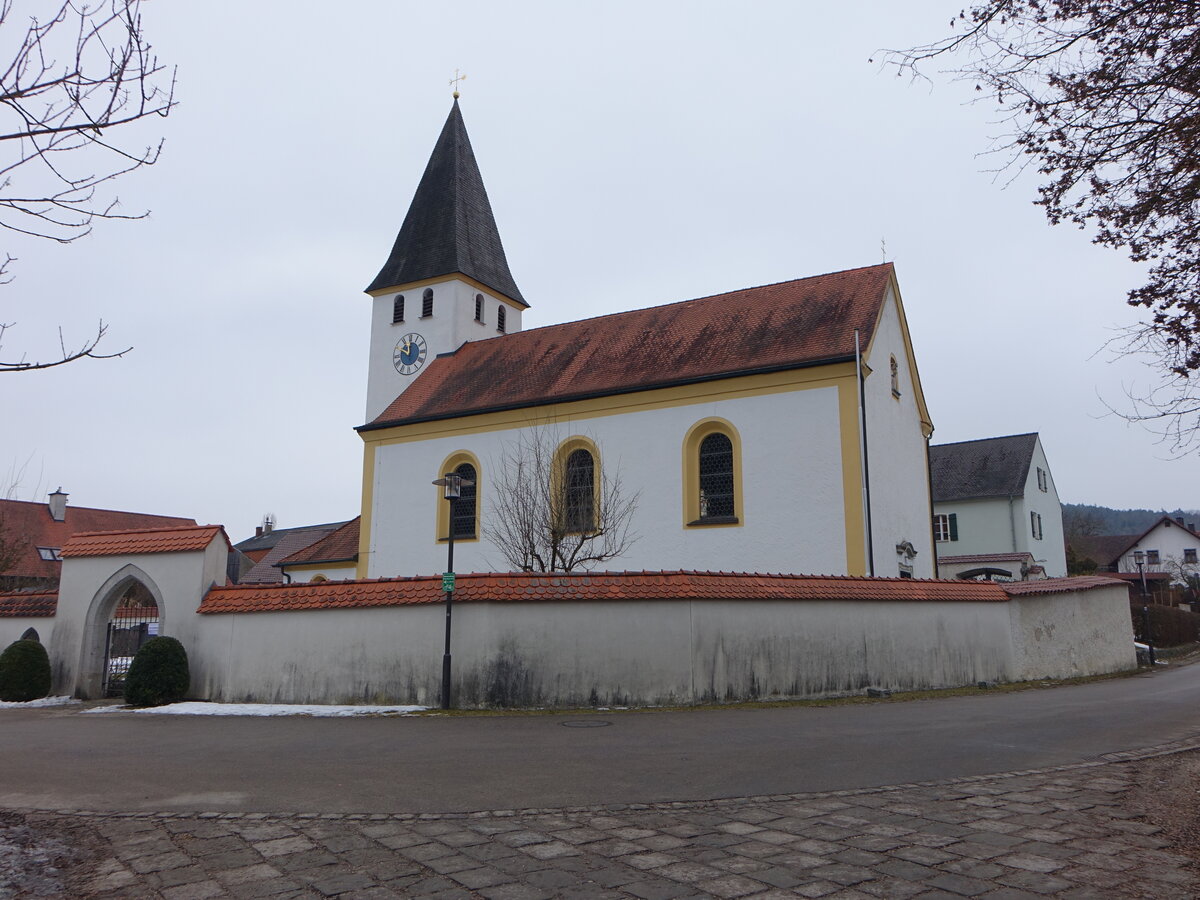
{"left": 0, "top": 0, "right": 175, "bottom": 372}
{"left": 483, "top": 429, "right": 640, "bottom": 573}
{"left": 884, "top": 2, "right": 1200, "bottom": 449}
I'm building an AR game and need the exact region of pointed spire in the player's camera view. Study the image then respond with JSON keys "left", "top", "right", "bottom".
{"left": 366, "top": 100, "right": 526, "bottom": 305}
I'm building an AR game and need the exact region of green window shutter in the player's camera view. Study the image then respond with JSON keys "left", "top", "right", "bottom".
{"left": 948, "top": 513, "right": 958, "bottom": 541}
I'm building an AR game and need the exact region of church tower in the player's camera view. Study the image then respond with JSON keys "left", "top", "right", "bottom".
{"left": 363, "top": 99, "right": 527, "bottom": 422}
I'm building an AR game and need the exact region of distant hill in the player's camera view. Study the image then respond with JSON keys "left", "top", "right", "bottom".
{"left": 1063, "top": 503, "right": 1200, "bottom": 538}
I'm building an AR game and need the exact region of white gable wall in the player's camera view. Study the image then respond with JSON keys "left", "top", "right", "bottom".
{"left": 863, "top": 284, "right": 935, "bottom": 578}
{"left": 1012, "top": 437, "right": 1066, "bottom": 577}
{"left": 364, "top": 383, "right": 853, "bottom": 579}
{"left": 1117, "top": 518, "right": 1200, "bottom": 580}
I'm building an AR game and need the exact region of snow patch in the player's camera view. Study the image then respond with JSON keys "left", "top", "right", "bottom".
{"left": 85, "top": 702, "right": 427, "bottom": 717}
{"left": 0, "top": 696, "right": 78, "bottom": 709}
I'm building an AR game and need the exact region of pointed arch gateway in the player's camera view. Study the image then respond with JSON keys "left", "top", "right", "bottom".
{"left": 78, "top": 564, "right": 165, "bottom": 699}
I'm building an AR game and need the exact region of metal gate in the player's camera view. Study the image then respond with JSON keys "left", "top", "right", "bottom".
{"left": 103, "top": 600, "right": 159, "bottom": 697}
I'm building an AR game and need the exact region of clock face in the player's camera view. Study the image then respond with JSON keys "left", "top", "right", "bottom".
{"left": 393, "top": 333, "right": 428, "bottom": 375}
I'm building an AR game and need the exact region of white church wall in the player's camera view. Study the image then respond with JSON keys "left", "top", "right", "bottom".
{"left": 189, "top": 589, "right": 1128, "bottom": 707}
{"left": 365, "top": 380, "right": 853, "bottom": 580}
{"left": 365, "top": 278, "right": 521, "bottom": 423}
{"left": 0, "top": 617, "right": 55, "bottom": 649}
{"left": 48, "top": 539, "right": 228, "bottom": 698}
{"left": 863, "top": 285, "right": 935, "bottom": 578}
{"left": 1007, "top": 583, "right": 1134, "bottom": 679}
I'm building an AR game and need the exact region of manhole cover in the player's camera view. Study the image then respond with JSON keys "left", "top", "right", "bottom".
{"left": 559, "top": 719, "right": 612, "bottom": 728}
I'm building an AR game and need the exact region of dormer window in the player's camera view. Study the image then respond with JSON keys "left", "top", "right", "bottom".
{"left": 421, "top": 287, "right": 434, "bottom": 318}
{"left": 497, "top": 306, "right": 507, "bottom": 333}
{"left": 392, "top": 295, "right": 405, "bottom": 324}
{"left": 36, "top": 547, "right": 62, "bottom": 561}
{"left": 474, "top": 293, "right": 484, "bottom": 323}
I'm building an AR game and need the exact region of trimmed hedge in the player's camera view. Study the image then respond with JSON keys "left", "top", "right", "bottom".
{"left": 1130, "top": 601, "right": 1200, "bottom": 647}
{"left": 0, "top": 639, "right": 52, "bottom": 702}
{"left": 123, "top": 636, "right": 189, "bottom": 707}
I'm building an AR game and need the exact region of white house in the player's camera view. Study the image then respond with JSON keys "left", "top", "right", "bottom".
{"left": 349, "top": 99, "right": 937, "bottom": 582}
{"left": 930, "top": 433, "right": 1067, "bottom": 579}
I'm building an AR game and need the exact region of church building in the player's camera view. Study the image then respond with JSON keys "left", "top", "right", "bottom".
{"left": 339, "top": 99, "right": 937, "bottom": 581}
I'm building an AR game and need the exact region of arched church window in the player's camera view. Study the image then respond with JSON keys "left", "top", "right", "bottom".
{"left": 392, "top": 294, "right": 405, "bottom": 324}
{"left": 422, "top": 287, "right": 434, "bottom": 318}
{"left": 698, "top": 433, "right": 735, "bottom": 519}
{"left": 451, "top": 463, "right": 478, "bottom": 539}
{"left": 683, "top": 419, "right": 742, "bottom": 527}
{"left": 474, "top": 294, "right": 484, "bottom": 323}
{"left": 497, "top": 305, "right": 507, "bottom": 333}
{"left": 563, "top": 449, "right": 595, "bottom": 532}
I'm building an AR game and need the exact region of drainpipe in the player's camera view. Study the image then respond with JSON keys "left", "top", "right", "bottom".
{"left": 855, "top": 331, "right": 875, "bottom": 576}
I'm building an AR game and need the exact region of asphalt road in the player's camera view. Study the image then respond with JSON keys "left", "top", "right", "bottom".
{"left": 2, "top": 664, "right": 1198, "bottom": 816}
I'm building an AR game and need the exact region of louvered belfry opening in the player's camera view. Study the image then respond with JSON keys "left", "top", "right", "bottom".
{"left": 564, "top": 450, "right": 595, "bottom": 532}
{"left": 699, "top": 433, "right": 734, "bottom": 519}
{"left": 103, "top": 581, "right": 159, "bottom": 697}
{"left": 450, "top": 463, "right": 477, "bottom": 539}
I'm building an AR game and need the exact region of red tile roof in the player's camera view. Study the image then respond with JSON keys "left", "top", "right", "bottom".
{"left": 939, "top": 553, "right": 1033, "bottom": 564}
{"left": 61, "top": 525, "right": 227, "bottom": 558}
{"left": 0, "top": 590, "right": 57, "bottom": 618}
{"left": 200, "top": 570, "right": 1022, "bottom": 614}
{"left": 0, "top": 498, "right": 196, "bottom": 581}
{"left": 278, "top": 517, "right": 361, "bottom": 567}
{"left": 1002, "top": 575, "right": 1131, "bottom": 595}
{"left": 365, "top": 264, "right": 895, "bottom": 428}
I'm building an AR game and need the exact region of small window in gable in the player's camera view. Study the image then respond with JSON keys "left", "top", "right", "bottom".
{"left": 1037, "top": 467, "right": 1048, "bottom": 492}
{"left": 890, "top": 355, "right": 900, "bottom": 398}
{"left": 1030, "top": 512, "right": 1043, "bottom": 540}
{"left": 36, "top": 547, "right": 62, "bottom": 561}
{"left": 421, "top": 287, "right": 434, "bottom": 318}
{"left": 392, "top": 294, "right": 405, "bottom": 324}
{"left": 497, "top": 305, "right": 507, "bottom": 333}
{"left": 1147, "top": 549, "right": 1160, "bottom": 565}
{"left": 1185, "top": 548, "right": 1197, "bottom": 564}
{"left": 474, "top": 294, "right": 484, "bottom": 323}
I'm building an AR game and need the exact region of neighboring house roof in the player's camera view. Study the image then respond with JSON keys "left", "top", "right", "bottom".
{"left": 232, "top": 521, "right": 349, "bottom": 555}
{"left": 365, "top": 99, "right": 525, "bottom": 305}
{"left": 0, "top": 498, "right": 196, "bottom": 580}
{"left": 1068, "top": 534, "right": 1137, "bottom": 568}
{"left": 364, "top": 263, "right": 896, "bottom": 429}
{"left": 61, "top": 525, "right": 227, "bottom": 558}
{"left": 1071, "top": 516, "right": 1200, "bottom": 568}
{"left": 278, "top": 517, "right": 360, "bottom": 568}
{"left": 0, "top": 589, "right": 58, "bottom": 618}
{"left": 930, "top": 433, "right": 1040, "bottom": 503}
{"left": 239, "top": 522, "right": 350, "bottom": 584}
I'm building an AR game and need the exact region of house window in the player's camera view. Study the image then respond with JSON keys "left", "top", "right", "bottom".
{"left": 1037, "top": 467, "right": 1048, "bottom": 492}
{"left": 421, "top": 287, "right": 434, "bottom": 318}
{"left": 563, "top": 449, "right": 595, "bottom": 532}
{"left": 890, "top": 355, "right": 900, "bottom": 398}
{"left": 1147, "top": 549, "right": 1160, "bottom": 565}
{"left": 1030, "top": 512, "right": 1043, "bottom": 541}
{"left": 497, "top": 306, "right": 507, "bottom": 333}
{"left": 392, "top": 294, "right": 405, "bottom": 324}
{"left": 698, "top": 433, "right": 735, "bottom": 520}
{"left": 451, "top": 462, "right": 478, "bottom": 539}
{"left": 474, "top": 294, "right": 484, "bottom": 323}
{"left": 933, "top": 513, "right": 958, "bottom": 542}
{"left": 1185, "top": 548, "right": 1198, "bottom": 564}
{"left": 36, "top": 547, "right": 62, "bottom": 561}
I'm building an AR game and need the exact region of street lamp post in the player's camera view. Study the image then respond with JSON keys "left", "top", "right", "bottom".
{"left": 432, "top": 471, "right": 474, "bottom": 710}
{"left": 1133, "top": 550, "right": 1156, "bottom": 667}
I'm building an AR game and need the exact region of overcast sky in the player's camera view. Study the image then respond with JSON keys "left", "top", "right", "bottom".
{"left": 4, "top": 1, "right": 1194, "bottom": 540}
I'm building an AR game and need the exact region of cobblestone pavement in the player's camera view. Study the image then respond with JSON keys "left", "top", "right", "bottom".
{"left": 14, "top": 740, "right": 1200, "bottom": 899}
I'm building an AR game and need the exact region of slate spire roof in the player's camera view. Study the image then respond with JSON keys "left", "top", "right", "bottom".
{"left": 366, "top": 99, "right": 526, "bottom": 306}
{"left": 930, "top": 433, "right": 1040, "bottom": 503}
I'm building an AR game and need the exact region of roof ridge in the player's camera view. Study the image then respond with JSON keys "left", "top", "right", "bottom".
{"left": 931, "top": 432, "right": 1038, "bottom": 449}
{"left": 68, "top": 524, "right": 220, "bottom": 539}
{"left": 0, "top": 497, "right": 193, "bottom": 518}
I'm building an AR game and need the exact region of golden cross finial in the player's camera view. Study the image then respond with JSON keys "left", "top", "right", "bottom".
{"left": 450, "top": 69, "right": 466, "bottom": 99}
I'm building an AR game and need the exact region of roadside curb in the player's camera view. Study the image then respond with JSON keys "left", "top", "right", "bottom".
{"left": 18, "top": 732, "right": 1200, "bottom": 823}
